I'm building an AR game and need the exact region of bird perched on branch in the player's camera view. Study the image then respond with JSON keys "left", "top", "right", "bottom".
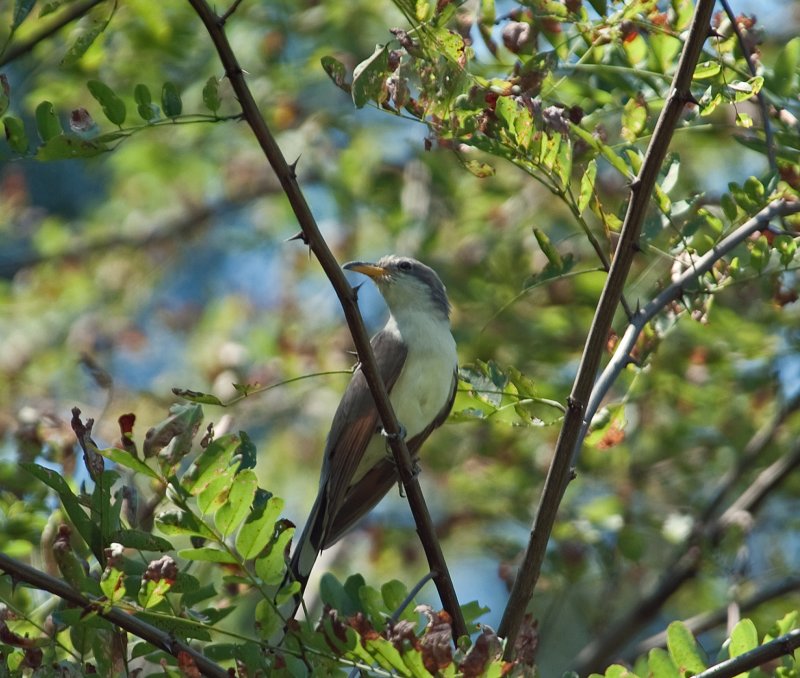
{"left": 288, "top": 254, "right": 458, "bottom": 602}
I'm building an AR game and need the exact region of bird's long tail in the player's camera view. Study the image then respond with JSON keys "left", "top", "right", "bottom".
{"left": 282, "top": 492, "right": 325, "bottom": 621}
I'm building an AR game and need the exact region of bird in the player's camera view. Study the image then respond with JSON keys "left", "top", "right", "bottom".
{"left": 287, "top": 254, "right": 458, "bottom": 603}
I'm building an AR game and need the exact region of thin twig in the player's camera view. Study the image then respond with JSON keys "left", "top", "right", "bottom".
{"left": 219, "top": 0, "right": 246, "bottom": 25}
{"left": 185, "top": 0, "right": 467, "bottom": 640}
{"left": 496, "top": 0, "right": 718, "bottom": 654}
{"left": 694, "top": 628, "right": 800, "bottom": 678}
{"left": 0, "top": 0, "right": 108, "bottom": 67}
{"left": 0, "top": 553, "right": 228, "bottom": 678}
{"left": 718, "top": 0, "right": 777, "bottom": 177}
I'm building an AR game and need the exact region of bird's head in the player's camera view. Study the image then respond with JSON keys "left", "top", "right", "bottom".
{"left": 343, "top": 255, "right": 450, "bottom": 321}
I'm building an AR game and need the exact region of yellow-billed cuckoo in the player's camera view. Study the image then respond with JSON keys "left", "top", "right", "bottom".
{"left": 289, "top": 255, "right": 458, "bottom": 595}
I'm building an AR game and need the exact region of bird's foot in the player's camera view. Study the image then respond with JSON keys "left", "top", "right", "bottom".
{"left": 381, "top": 424, "right": 407, "bottom": 442}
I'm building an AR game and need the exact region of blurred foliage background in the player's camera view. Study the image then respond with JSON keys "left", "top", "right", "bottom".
{"left": 1, "top": 0, "right": 800, "bottom": 674}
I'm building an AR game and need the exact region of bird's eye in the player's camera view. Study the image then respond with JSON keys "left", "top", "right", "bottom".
{"left": 398, "top": 261, "right": 412, "bottom": 271}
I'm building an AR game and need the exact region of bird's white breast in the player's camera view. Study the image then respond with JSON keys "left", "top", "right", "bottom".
{"left": 352, "top": 309, "right": 457, "bottom": 482}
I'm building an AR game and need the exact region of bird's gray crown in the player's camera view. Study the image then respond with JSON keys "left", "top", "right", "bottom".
{"left": 344, "top": 255, "right": 451, "bottom": 319}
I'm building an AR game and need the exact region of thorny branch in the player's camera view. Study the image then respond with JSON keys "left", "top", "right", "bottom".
{"left": 186, "top": 0, "right": 467, "bottom": 640}
{"left": 497, "top": 0, "right": 718, "bottom": 653}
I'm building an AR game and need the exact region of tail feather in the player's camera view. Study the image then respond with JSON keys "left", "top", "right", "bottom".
{"left": 283, "top": 492, "right": 326, "bottom": 621}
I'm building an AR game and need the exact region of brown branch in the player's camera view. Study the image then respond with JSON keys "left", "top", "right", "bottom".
{"left": 185, "top": 0, "right": 467, "bottom": 640}
{"left": 571, "top": 437, "right": 800, "bottom": 674}
{"left": 0, "top": 552, "right": 228, "bottom": 678}
{"left": 632, "top": 574, "right": 800, "bottom": 656}
{"left": 497, "top": 0, "right": 717, "bottom": 653}
{"left": 694, "top": 629, "right": 800, "bottom": 678}
{"left": 0, "top": 0, "right": 108, "bottom": 68}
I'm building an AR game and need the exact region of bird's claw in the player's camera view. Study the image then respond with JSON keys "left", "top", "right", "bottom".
{"left": 381, "top": 424, "right": 407, "bottom": 441}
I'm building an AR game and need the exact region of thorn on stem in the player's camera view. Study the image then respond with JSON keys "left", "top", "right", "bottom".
{"left": 286, "top": 230, "right": 309, "bottom": 245}
{"left": 683, "top": 92, "right": 700, "bottom": 106}
{"left": 288, "top": 155, "right": 301, "bottom": 179}
{"left": 352, "top": 281, "right": 363, "bottom": 302}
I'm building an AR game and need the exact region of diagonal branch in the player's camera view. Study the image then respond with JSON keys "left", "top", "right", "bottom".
{"left": 583, "top": 199, "right": 800, "bottom": 434}
{"left": 497, "top": 0, "right": 718, "bottom": 653}
{"left": 694, "top": 628, "right": 800, "bottom": 678}
{"left": 0, "top": 0, "right": 108, "bottom": 68}
{"left": 185, "top": 0, "right": 467, "bottom": 639}
{"left": 0, "top": 553, "right": 228, "bottom": 678}
{"left": 632, "top": 574, "right": 800, "bottom": 656}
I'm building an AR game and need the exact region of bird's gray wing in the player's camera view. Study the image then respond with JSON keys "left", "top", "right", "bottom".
{"left": 325, "top": 366, "right": 458, "bottom": 545}
{"left": 313, "top": 329, "right": 408, "bottom": 550}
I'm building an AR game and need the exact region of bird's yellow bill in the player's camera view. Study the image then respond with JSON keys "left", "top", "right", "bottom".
{"left": 343, "top": 262, "right": 387, "bottom": 280}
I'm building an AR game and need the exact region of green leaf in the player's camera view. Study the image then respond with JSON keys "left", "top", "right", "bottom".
{"left": 215, "top": 469, "right": 258, "bottom": 537}
{"left": 381, "top": 579, "right": 411, "bottom": 618}
{"left": 155, "top": 508, "right": 215, "bottom": 540}
{"left": 36, "top": 134, "right": 108, "bottom": 160}
{"left": 172, "top": 388, "right": 225, "bottom": 405}
{"left": 693, "top": 60, "right": 721, "bottom": 80}
{"left": 534, "top": 228, "right": 563, "bottom": 268}
{"left": 12, "top": 0, "right": 36, "bottom": 29}
{"left": 202, "top": 76, "right": 221, "bottom": 113}
{"left": 109, "top": 529, "right": 172, "bottom": 552}
{"left": 138, "top": 577, "right": 172, "bottom": 609}
{"left": 253, "top": 523, "right": 294, "bottom": 585}
{"left": 96, "top": 446, "right": 161, "bottom": 481}
{"left": 775, "top": 234, "right": 797, "bottom": 267}
{"left": 197, "top": 467, "right": 236, "bottom": 515}
{"left": 621, "top": 93, "right": 647, "bottom": 142}
{"left": 578, "top": 160, "right": 597, "bottom": 213}
{"left": 161, "top": 81, "right": 183, "bottom": 118}
{"left": 460, "top": 600, "right": 490, "bottom": 627}
{"left": 4, "top": 115, "right": 29, "bottom": 153}
{"left": 321, "top": 55, "right": 349, "bottom": 91}
{"left": 647, "top": 647, "right": 679, "bottom": 678}
{"left": 743, "top": 175, "right": 765, "bottom": 205}
{"left": 134, "top": 83, "right": 151, "bottom": 105}
{"left": 35, "top": 101, "right": 62, "bottom": 142}
{"left": 183, "top": 433, "right": 240, "bottom": 495}
{"left": 729, "top": 618, "right": 758, "bottom": 658}
{"left": 352, "top": 44, "right": 389, "bottom": 108}
{"left": 556, "top": 133, "right": 572, "bottom": 187}
{"left": 100, "top": 567, "right": 126, "bottom": 603}
{"left": 749, "top": 234, "right": 770, "bottom": 273}
{"left": 134, "top": 84, "right": 159, "bottom": 121}
{"left": 236, "top": 492, "right": 282, "bottom": 560}
{"left": 666, "top": 621, "right": 707, "bottom": 675}
{"left": 87, "top": 80, "right": 126, "bottom": 126}
{"left": 177, "top": 546, "right": 237, "bottom": 564}
{"left": 62, "top": 24, "right": 104, "bottom": 66}
{"left": 39, "top": 1, "right": 66, "bottom": 17}
{"left": 462, "top": 159, "right": 495, "bottom": 177}
{"left": 770, "top": 36, "right": 800, "bottom": 97}
{"left": 728, "top": 77, "right": 764, "bottom": 103}
{"left": 720, "top": 193, "right": 739, "bottom": 221}
{"left": 21, "top": 463, "right": 98, "bottom": 551}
